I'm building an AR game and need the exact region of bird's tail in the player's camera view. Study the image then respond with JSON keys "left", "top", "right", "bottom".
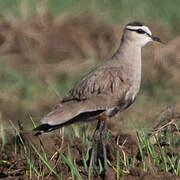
{"left": 34, "top": 100, "right": 105, "bottom": 136}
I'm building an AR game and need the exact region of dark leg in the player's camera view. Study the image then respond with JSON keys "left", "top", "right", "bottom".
{"left": 101, "top": 120, "right": 108, "bottom": 173}
{"left": 92, "top": 119, "right": 101, "bottom": 176}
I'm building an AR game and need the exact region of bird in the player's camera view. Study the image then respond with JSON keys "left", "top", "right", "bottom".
{"left": 34, "top": 21, "right": 162, "bottom": 176}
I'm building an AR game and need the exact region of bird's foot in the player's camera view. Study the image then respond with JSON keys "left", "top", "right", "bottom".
{"left": 92, "top": 120, "right": 100, "bottom": 176}
{"left": 91, "top": 119, "right": 108, "bottom": 176}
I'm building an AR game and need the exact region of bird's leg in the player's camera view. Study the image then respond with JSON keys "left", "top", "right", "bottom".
{"left": 101, "top": 119, "right": 108, "bottom": 174}
{"left": 92, "top": 119, "right": 101, "bottom": 176}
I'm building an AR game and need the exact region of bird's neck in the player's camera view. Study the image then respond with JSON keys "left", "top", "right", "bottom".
{"left": 112, "top": 40, "right": 141, "bottom": 78}
{"left": 112, "top": 39, "right": 142, "bottom": 85}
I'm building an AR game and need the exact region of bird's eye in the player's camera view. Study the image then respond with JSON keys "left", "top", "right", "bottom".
{"left": 136, "top": 29, "right": 145, "bottom": 34}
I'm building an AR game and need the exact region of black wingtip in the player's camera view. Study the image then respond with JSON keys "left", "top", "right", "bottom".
{"left": 33, "top": 124, "right": 53, "bottom": 136}
{"left": 34, "top": 131, "right": 42, "bottom": 136}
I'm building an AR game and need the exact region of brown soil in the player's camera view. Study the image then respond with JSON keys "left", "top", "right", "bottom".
{"left": 0, "top": 129, "right": 179, "bottom": 180}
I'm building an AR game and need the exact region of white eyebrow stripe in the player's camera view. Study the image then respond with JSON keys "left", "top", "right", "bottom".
{"left": 126, "top": 25, "right": 152, "bottom": 35}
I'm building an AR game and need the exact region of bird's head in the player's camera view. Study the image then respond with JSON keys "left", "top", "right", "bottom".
{"left": 123, "top": 21, "right": 162, "bottom": 47}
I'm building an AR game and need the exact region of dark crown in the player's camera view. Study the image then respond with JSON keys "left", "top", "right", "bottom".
{"left": 126, "top": 21, "right": 144, "bottom": 27}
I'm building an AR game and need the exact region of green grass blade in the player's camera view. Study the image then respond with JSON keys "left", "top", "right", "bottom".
{"left": 60, "top": 152, "right": 83, "bottom": 180}
{"left": 177, "top": 159, "right": 180, "bottom": 176}
{"left": 39, "top": 138, "right": 48, "bottom": 161}
{"left": 167, "top": 155, "right": 176, "bottom": 174}
{"left": 116, "top": 150, "right": 120, "bottom": 180}
{"left": 67, "top": 146, "right": 75, "bottom": 180}
{"left": 26, "top": 155, "right": 42, "bottom": 177}
{"left": 107, "top": 159, "right": 116, "bottom": 172}
{"left": 9, "top": 120, "right": 41, "bottom": 177}
{"left": 0, "top": 114, "right": 7, "bottom": 146}
{"left": 136, "top": 131, "right": 146, "bottom": 171}
{"left": 160, "top": 147, "right": 168, "bottom": 171}
{"left": 82, "top": 153, "right": 88, "bottom": 172}
{"left": 30, "top": 142, "right": 61, "bottom": 179}
{"left": 30, "top": 116, "right": 37, "bottom": 128}
{"left": 59, "top": 146, "right": 83, "bottom": 180}
{"left": 98, "top": 158, "right": 103, "bottom": 174}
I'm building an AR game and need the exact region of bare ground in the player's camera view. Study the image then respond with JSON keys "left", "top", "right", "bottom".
{"left": 0, "top": 128, "right": 179, "bottom": 179}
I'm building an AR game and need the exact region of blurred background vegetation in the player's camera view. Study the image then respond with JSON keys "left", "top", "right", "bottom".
{"left": 0, "top": 0, "right": 180, "bottom": 133}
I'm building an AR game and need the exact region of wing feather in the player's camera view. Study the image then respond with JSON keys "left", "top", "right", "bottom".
{"left": 63, "top": 67, "right": 129, "bottom": 102}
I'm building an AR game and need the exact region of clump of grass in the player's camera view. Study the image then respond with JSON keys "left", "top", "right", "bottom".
{"left": 9, "top": 120, "right": 42, "bottom": 178}
{"left": 0, "top": 118, "right": 179, "bottom": 179}
{"left": 138, "top": 130, "right": 180, "bottom": 175}
{"left": 60, "top": 145, "right": 83, "bottom": 180}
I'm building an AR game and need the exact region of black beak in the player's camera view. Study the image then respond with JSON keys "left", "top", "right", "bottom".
{"left": 150, "top": 35, "right": 163, "bottom": 43}
{"left": 146, "top": 32, "right": 163, "bottom": 43}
